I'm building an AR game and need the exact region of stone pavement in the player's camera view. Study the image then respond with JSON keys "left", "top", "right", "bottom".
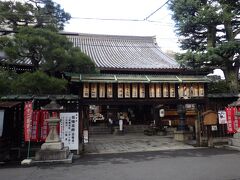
{"left": 84, "top": 133, "right": 197, "bottom": 154}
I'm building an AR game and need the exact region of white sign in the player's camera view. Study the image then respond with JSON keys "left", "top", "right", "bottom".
{"left": 0, "top": 110, "right": 4, "bottom": 137}
{"left": 218, "top": 110, "right": 227, "bottom": 124}
{"left": 211, "top": 125, "right": 218, "bottom": 131}
{"left": 60, "top": 112, "right": 79, "bottom": 150}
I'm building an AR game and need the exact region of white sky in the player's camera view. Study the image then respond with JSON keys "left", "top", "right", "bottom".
{"left": 54, "top": 0, "right": 180, "bottom": 52}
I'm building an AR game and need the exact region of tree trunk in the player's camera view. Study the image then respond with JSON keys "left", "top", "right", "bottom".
{"left": 223, "top": 67, "right": 239, "bottom": 93}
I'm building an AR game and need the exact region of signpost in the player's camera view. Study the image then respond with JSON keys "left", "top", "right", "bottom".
{"left": 60, "top": 112, "right": 79, "bottom": 150}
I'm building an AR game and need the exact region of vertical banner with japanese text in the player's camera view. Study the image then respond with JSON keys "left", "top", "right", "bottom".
{"left": 24, "top": 101, "right": 33, "bottom": 141}
{"left": 226, "top": 107, "right": 236, "bottom": 133}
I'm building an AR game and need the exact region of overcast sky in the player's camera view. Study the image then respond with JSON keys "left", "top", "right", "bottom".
{"left": 54, "top": 0, "right": 180, "bottom": 52}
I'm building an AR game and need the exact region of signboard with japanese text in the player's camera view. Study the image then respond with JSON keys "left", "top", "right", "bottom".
{"left": 170, "top": 84, "right": 175, "bottom": 98}
{"left": 218, "top": 110, "right": 227, "bottom": 124}
{"left": 24, "top": 101, "right": 33, "bottom": 141}
{"left": 107, "top": 83, "right": 113, "bottom": 98}
{"left": 31, "top": 110, "right": 40, "bottom": 142}
{"left": 226, "top": 107, "right": 236, "bottom": 133}
{"left": 99, "top": 83, "right": 105, "bottom": 98}
{"left": 124, "top": 83, "right": 131, "bottom": 98}
{"left": 139, "top": 84, "right": 145, "bottom": 98}
{"left": 132, "top": 83, "right": 138, "bottom": 98}
{"left": 118, "top": 83, "right": 124, "bottom": 98}
{"left": 193, "top": 84, "right": 199, "bottom": 97}
{"left": 155, "top": 83, "right": 162, "bottom": 98}
{"left": 60, "top": 112, "right": 79, "bottom": 150}
{"left": 40, "top": 110, "right": 49, "bottom": 141}
{"left": 149, "top": 84, "right": 155, "bottom": 98}
{"left": 163, "top": 83, "right": 169, "bottom": 97}
{"left": 199, "top": 84, "right": 205, "bottom": 97}
{"left": 91, "top": 83, "right": 97, "bottom": 98}
{"left": 83, "top": 83, "right": 89, "bottom": 98}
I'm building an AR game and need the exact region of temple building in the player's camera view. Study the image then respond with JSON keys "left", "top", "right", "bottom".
{"left": 64, "top": 33, "right": 211, "bottom": 128}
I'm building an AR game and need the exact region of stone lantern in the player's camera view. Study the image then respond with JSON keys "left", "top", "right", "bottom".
{"left": 177, "top": 104, "right": 186, "bottom": 131}
{"left": 174, "top": 104, "right": 192, "bottom": 141}
{"left": 35, "top": 99, "right": 72, "bottom": 163}
{"left": 40, "top": 99, "right": 64, "bottom": 150}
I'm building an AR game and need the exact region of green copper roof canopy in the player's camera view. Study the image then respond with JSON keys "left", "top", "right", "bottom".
{"left": 67, "top": 73, "right": 211, "bottom": 83}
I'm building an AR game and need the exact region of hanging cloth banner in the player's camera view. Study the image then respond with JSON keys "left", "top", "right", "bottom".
{"left": 30, "top": 110, "right": 40, "bottom": 142}
{"left": 40, "top": 110, "right": 49, "bottom": 142}
{"left": 226, "top": 107, "right": 236, "bottom": 134}
{"left": 24, "top": 101, "right": 33, "bottom": 141}
{"left": 235, "top": 107, "right": 240, "bottom": 133}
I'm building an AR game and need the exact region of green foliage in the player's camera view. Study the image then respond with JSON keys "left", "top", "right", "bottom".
{"left": 208, "top": 80, "right": 230, "bottom": 94}
{"left": 0, "top": 27, "right": 97, "bottom": 74}
{"left": 169, "top": 0, "right": 240, "bottom": 93}
{"left": 0, "top": 69, "right": 67, "bottom": 95}
{"left": 67, "top": 48, "right": 98, "bottom": 74}
{"left": 0, "top": 0, "right": 71, "bottom": 31}
{"left": 11, "top": 71, "right": 67, "bottom": 95}
{"left": 0, "top": 69, "right": 16, "bottom": 95}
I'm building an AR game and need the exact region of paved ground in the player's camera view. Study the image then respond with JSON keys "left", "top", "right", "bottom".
{"left": 84, "top": 133, "right": 197, "bottom": 154}
{"left": 1, "top": 148, "right": 240, "bottom": 180}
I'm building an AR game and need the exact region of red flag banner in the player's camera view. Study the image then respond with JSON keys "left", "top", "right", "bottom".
{"left": 31, "top": 110, "right": 40, "bottom": 142}
{"left": 40, "top": 110, "right": 49, "bottom": 142}
{"left": 236, "top": 107, "right": 240, "bottom": 132}
{"left": 226, "top": 107, "right": 237, "bottom": 134}
{"left": 24, "top": 101, "right": 33, "bottom": 141}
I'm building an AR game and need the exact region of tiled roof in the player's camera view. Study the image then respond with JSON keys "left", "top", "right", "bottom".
{"left": 66, "top": 33, "right": 179, "bottom": 70}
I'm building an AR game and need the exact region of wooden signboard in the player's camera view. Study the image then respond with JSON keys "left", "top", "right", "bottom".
{"left": 132, "top": 83, "right": 138, "bottom": 98}
{"left": 107, "top": 83, "right": 113, "bottom": 98}
{"left": 91, "top": 83, "right": 97, "bottom": 98}
{"left": 178, "top": 84, "right": 183, "bottom": 98}
{"left": 149, "top": 84, "right": 155, "bottom": 98}
{"left": 99, "top": 83, "right": 105, "bottom": 98}
{"left": 83, "top": 83, "right": 89, "bottom": 98}
{"left": 163, "top": 83, "right": 169, "bottom": 97}
{"left": 118, "top": 83, "right": 124, "bottom": 98}
{"left": 170, "top": 84, "right": 175, "bottom": 98}
{"left": 184, "top": 84, "right": 190, "bottom": 97}
{"left": 202, "top": 110, "right": 218, "bottom": 125}
{"left": 155, "top": 83, "right": 162, "bottom": 98}
{"left": 139, "top": 84, "right": 145, "bottom": 98}
{"left": 193, "top": 84, "right": 199, "bottom": 97}
{"left": 124, "top": 83, "right": 131, "bottom": 98}
{"left": 199, "top": 84, "right": 204, "bottom": 97}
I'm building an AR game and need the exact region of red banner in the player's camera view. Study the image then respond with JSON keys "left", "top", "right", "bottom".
{"left": 40, "top": 110, "right": 49, "bottom": 142}
{"left": 24, "top": 101, "right": 33, "bottom": 141}
{"left": 236, "top": 107, "right": 240, "bottom": 132}
{"left": 226, "top": 107, "right": 237, "bottom": 134}
{"left": 25, "top": 107, "right": 60, "bottom": 142}
{"left": 30, "top": 110, "right": 40, "bottom": 142}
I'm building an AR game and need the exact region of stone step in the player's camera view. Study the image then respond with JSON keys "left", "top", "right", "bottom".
{"left": 89, "top": 126, "right": 111, "bottom": 135}
{"left": 89, "top": 125, "right": 149, "bottom": 135}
